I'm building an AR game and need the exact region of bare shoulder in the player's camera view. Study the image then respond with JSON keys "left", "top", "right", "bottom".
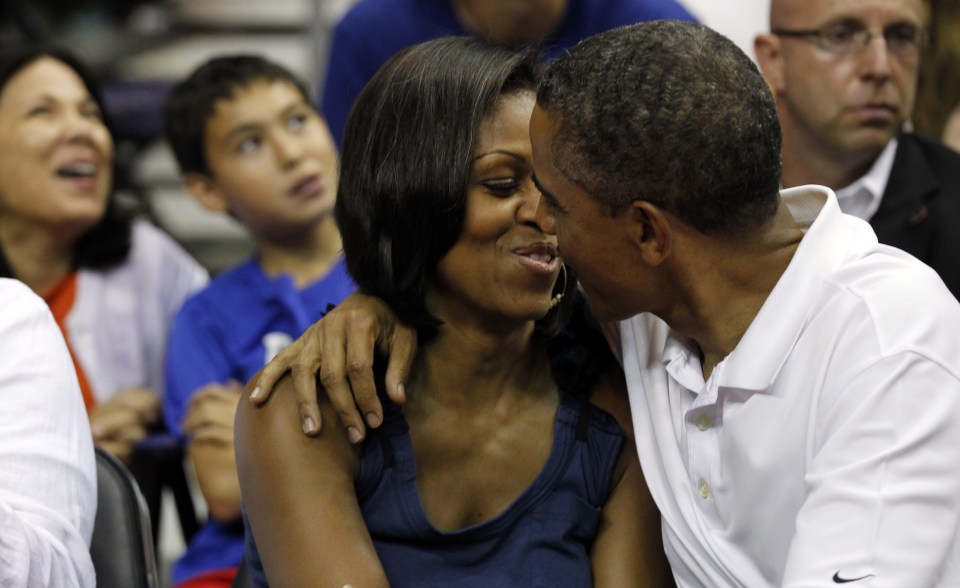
{"left": 589, "top": 364, "right": 633, "bottom": 441}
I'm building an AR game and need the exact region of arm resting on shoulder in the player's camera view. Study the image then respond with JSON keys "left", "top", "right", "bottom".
{"left": 235, "top": 371, "right": 389, "bottom": 587}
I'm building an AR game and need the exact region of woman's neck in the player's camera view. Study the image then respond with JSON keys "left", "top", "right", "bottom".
{"left": 0, "top": 222, "right": 76, "bottom": 294}
{"left": 408, "top": 321, "right": 556, "bottom": 415}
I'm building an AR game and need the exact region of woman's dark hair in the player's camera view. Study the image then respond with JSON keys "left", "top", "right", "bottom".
{"left": 336, "top": 36, "right": 573, "bottom": 342}
{"left": 0, "top": 46, "right": 132, "bottom": 276}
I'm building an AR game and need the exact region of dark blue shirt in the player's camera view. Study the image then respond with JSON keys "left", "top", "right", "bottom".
{"left": 321, "top": 0, "right": 698, "bottom": 145}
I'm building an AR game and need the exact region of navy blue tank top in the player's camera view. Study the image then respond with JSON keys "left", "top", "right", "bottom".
{"left": 244, "top": 322, "right": 625, "bottom": 586}
{"left": 353, "top": 391, "right": 624, "bottom": 587}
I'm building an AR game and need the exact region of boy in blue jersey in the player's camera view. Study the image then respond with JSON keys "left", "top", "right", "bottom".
{"left": 161, "top": 55, "right": 354, "bottom": 587}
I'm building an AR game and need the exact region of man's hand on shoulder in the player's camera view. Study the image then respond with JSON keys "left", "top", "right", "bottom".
{"left": 249, "top": 291, "right": 417, "bottom": 443}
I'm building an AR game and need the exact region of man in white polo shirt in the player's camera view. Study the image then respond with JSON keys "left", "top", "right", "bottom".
{"left": 252, "top": 20, "right": 960, "bottom": 587}
{"left": 526, "top": 20, "right": 960, "bottom": 586}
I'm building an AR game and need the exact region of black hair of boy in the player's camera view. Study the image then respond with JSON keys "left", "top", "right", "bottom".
{"left": 163, "top": 55, "right": 312, "bottom": 176}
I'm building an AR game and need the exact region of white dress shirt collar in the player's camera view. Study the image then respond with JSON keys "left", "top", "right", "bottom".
{"left": 833, "top": 138, "right": 898, "bottom": 221}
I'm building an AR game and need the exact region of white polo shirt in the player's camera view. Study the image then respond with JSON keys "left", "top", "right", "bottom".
{"left": 621, "top": 186, "right": 960, "bottom": 587}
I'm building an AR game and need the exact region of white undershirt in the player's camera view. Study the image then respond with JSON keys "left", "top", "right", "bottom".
{"left": 833, "top": 138, "right": 898, "bottom": 221}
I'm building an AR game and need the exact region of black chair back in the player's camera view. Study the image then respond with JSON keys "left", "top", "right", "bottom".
{"left": 91, "top": 446, "right": 161, "bottom": 588}
{"left": 232, "top": 555, "right": 254, "bottom": 588}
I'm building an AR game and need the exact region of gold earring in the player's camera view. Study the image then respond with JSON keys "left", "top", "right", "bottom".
{"left": 549, "top": 264, "right": 567, "bottom": 310}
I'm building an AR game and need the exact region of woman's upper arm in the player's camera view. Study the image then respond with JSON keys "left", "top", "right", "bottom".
{"left": 591, "top": 443, "right": 674, "bottom": 588}
{"left": 235, "top": 373, "right": 389, "bottom": 588}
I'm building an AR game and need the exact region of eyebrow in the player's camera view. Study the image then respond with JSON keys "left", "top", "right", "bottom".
{"left": 25, "top": 94, "right": 97, "bottom": 108}
{"left": 222, "top": 121, "right": 260, "bottom": 147}
{"left": 820, "top": 14, "right": 920, "bottom": 28}
{"left": 222, "top": 101, "right": 309, "bottom": 146}
{"left": 470, "top": 149, "right": 526, "bottom": 164}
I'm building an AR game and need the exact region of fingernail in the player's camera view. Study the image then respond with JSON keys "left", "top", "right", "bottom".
{"left": 397, "top": 383, "right": 406, "bottom": 401}
{"left": 366, "top": 412, "right": 381, "bottom": 427}
{"left": 347, "top": 427, "right": 363, "bottom": 443}
{"left": 250, "top": 386, "right": 262, "bottom": 401}
{"left": 302, "top": 416, "right": 317, "bottom": 434}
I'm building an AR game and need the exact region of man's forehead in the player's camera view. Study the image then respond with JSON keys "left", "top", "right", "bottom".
{"left": 771, "top": 0, "right": 927, "bottom": 25}
{"left": 528, "top": 105, "right": 555, "bottom": 163}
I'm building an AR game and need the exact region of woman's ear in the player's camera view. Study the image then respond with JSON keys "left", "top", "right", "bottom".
{"left": 626, "top": 200, "right": 672, "bottom": 266}
{"left": 184, "top": 173, "right": 230, "bottom": 213}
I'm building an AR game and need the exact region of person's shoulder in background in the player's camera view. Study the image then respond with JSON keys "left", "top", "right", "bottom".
{"left": 0, "top": 277, "right": 97, "bottom": 588}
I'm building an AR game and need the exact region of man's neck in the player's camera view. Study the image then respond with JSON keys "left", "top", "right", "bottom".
{"left": 451, "top": 0, "right": 568, "bottom": 45}
{"left": 778, "top": 109, "right": 886, "bottom": 190}
{"left": 659, "top": 201, "right": 804, "bottom": 380}
{"left": 781, "top": 136, "right": 881, "bottom": 191}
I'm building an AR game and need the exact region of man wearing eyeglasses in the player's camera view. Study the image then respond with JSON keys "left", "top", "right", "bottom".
{"left": 755, "top": 0, "right": 960, "bottom": 299}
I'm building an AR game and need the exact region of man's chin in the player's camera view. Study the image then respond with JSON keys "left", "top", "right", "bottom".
{"left": 581, "top": 294, "right": 634, "bottom": 324}
{"left": 849, "top": 122, "right": 900, "bottom": 149}
{"left": 835, "top": 129, "right": 897, "bottom": 165}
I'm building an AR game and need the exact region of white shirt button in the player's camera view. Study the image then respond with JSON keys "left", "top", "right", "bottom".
{"left": 695, "top": 414, "right": 712, "bottom": 430}
{"left": 697, "top": 479, "right": 710, "bottom": 499}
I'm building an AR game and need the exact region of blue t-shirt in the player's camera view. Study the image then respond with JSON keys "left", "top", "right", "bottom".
{"left": 244, "top": 392, "right": 624, "bottom": 586}
{"left": 321, "top": 0, "right": 697, "bottom": 145}
{"left": 164, "top": 257, "right": 355, "bottom": 585}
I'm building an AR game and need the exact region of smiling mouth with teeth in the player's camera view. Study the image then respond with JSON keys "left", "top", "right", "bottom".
{"left": 526, "top": 252, "right": 555, "bottom": 263}
{"left": 57, "top": 162, "right": 97, "bottom": 178}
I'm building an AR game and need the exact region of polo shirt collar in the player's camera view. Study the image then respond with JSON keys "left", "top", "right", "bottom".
{"left": 717, "top": 185, "right": 876, "bottom": 392}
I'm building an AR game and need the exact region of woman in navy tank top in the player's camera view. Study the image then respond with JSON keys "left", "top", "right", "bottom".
{"left": 236, "top": 36, "right": 672, "bottom": 587}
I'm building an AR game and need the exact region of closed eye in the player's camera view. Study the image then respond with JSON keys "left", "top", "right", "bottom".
{"left": 481, "top": 178, "right": 519, "bottom": 195}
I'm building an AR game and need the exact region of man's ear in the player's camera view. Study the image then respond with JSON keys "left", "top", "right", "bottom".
{"left": 626, "top": 200, "right": 672, "bottom": 266}
{"left": 754, "top": 33, "right": 785, "bottom": 94}
{"left": 184, "top": 173, "right": 230, "bottom": 213}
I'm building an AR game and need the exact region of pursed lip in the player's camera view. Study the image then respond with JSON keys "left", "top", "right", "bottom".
{"left": 513, "top": 242, "right": 559, "bottom": 274}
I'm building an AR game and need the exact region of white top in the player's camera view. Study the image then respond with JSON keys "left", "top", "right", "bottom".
{"left": 0, "top": 278, "right": 97, "bottom": 587}
{"left": 834, "top": 138, "right": 898, "bottom": 221}
{"left": 68, "top": 221, "right": 208, "bottom": 402}
{"left": 621, "top": 186, "right": 960, "bottom": 587}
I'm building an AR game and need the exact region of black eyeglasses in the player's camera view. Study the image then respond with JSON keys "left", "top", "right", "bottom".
{"left": 772, "top": 22, "right": 925, "bottom": 57}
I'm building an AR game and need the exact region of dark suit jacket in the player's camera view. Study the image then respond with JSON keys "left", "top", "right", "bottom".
{"left": 872, "top": 132, "right": 960, "bottom": 299}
